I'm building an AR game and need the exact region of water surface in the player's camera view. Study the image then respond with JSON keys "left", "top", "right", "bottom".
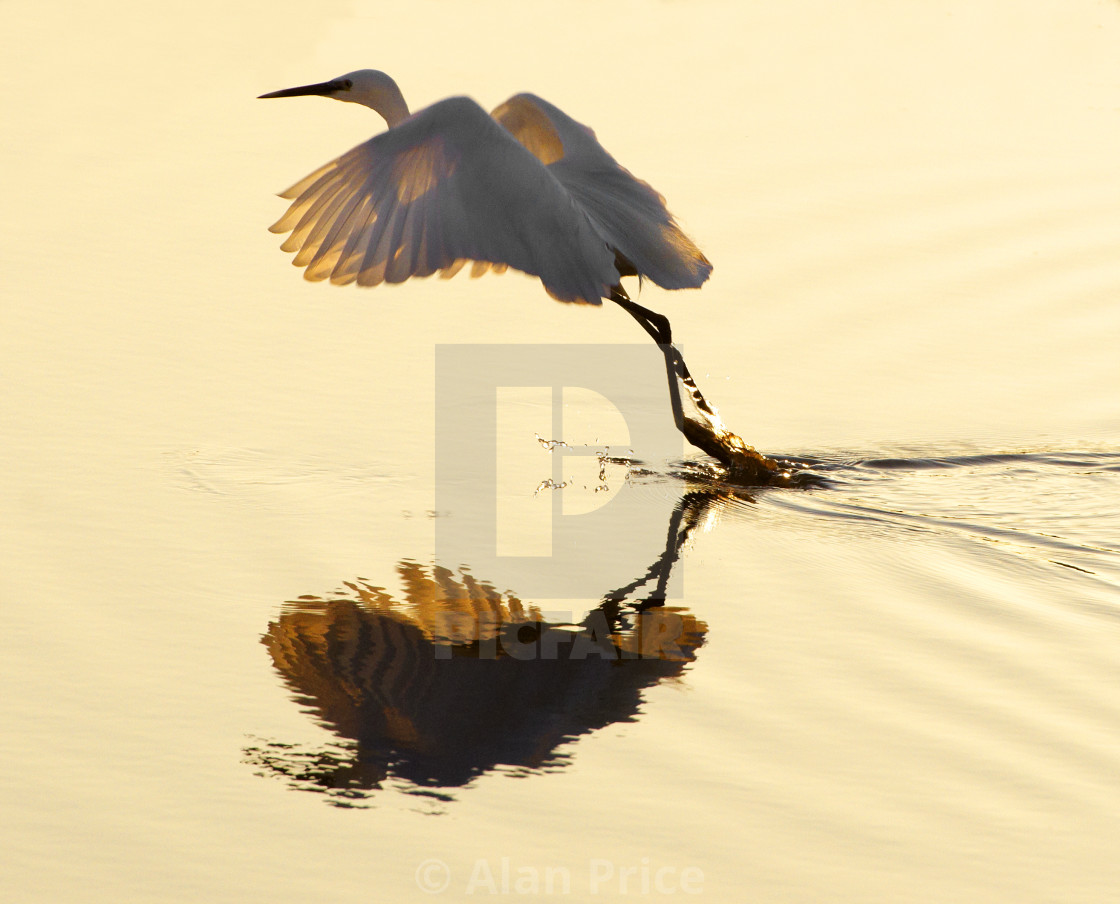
{"left": 3, "top": 1, "right": 1119, "bottom": 901}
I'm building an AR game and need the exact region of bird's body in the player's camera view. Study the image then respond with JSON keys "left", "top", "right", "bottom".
{"left": 258, "top": 71, "right": 784, "bottom": 482}
{"left": 260, "top": 70, "right": 711, "bottom": 305}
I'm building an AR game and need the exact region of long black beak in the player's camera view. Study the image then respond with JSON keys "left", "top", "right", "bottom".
{"left": 258, "top": 79, "right": 344, "bottom": 100}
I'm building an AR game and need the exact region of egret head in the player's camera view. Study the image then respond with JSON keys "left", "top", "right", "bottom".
{"left": 259, "top": 69, "right": 410, "bottom": 128}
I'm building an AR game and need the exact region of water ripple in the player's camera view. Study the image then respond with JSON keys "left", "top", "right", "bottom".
{"left": 757, "top": 448, "right": 1120, "bottom": 593}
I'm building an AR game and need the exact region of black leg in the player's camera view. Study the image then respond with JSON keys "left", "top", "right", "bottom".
{"left": 606, "top": 284, "right": 782, "bottom": 483}
{"left": 609, "top": 288, "right": 673, "bottom": 345}
{"left": 609, "top": 289, "right": 715, "bottom": 415}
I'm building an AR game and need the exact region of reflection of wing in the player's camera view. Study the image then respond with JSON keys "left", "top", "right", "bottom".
{"left": 259, "top": 567, "right": 708, "bottom": 790}
{"left": 270, "top": 97, "right": 618, "bottom": 304}
{"left": 492, "top": 94, "right": 712, "bottom": 290}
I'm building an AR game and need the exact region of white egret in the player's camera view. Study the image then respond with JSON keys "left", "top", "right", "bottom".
{"left": 258, "top": 70, "right": 710, "bottom": 337}
{"left": 259, "top": 70, "right": 782, "bottom": 482}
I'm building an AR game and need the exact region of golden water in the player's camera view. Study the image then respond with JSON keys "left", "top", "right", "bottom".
{"left": 3, "top": 1, "right": 1119, "bottom": 901}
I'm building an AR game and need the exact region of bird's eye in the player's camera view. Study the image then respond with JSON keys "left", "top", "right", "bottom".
{"left": 342, "top": 79, "right": 353, "bottom": 90}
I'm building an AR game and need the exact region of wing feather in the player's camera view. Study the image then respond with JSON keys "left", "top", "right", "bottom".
{"left": 302, "top": 191, "right": 370, "bottom": 279}
{"left": 270, "top": 165, "right": 344, "bottom": 235}
{"left": 414, "top": 199, "right": 446, "bottom": 278}
{"left": 492, "top": 94, "right": 712, "bottom": 290}
{"left": 269, "top": 97, "right": 619, "bottom": 304}
{"left": 409, "top": 196, "right": 437, "bottom": 278}
{"left": 278, "top": 159, "right": 337, "bottom": 200}
{"left": 326, "top": 195, "right": 379, "bottom": 285}
{"left": 291, "top": 184, "right": 357, "bottom": 265}
{"left": 386, "top": 199, "right": 426, "bottom": 283}
{"left": 356, "top": 195, "right": 409, "bottom": 287}
{"left": 440, "top": 258, "right": 467, "bottom": 280}
{"left": 280, "top": 181, "right": 345, "bottom": 253}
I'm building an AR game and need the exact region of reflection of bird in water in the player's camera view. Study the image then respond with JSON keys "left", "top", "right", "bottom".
{"left": 259, "top": 70, "right": 784, "bottom": 483}
{"left": 248, "top": 564, "right": 706, "bottom": 804}
{"left": 244, "top": 490, "right": 744, "bottom": 805}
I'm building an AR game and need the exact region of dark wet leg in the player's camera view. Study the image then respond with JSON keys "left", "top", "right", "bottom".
{"left": 609, "top": 288, "right": 673, "bottom": 345}
{"left": 608, "top": 286, "right": 784, "bottom": 484}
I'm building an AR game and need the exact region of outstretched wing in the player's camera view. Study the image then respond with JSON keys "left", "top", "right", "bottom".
{"left": 491, "top": 94, "right": 712, "bottom": 290}
{"left": 269, "top": 96, "right": 618, "bottom": 304}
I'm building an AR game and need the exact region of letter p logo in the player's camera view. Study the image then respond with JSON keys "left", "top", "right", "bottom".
{"left": 435, "top": 344, "right": 684, "bottom": 599}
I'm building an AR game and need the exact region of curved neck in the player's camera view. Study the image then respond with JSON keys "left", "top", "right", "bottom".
{"left": 373, "top": 88, "right": 410, "bottom": 128}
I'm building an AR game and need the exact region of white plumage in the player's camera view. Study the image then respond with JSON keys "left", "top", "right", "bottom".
{"left": 260, "top": 70, "right": 711, "bottom": 305}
